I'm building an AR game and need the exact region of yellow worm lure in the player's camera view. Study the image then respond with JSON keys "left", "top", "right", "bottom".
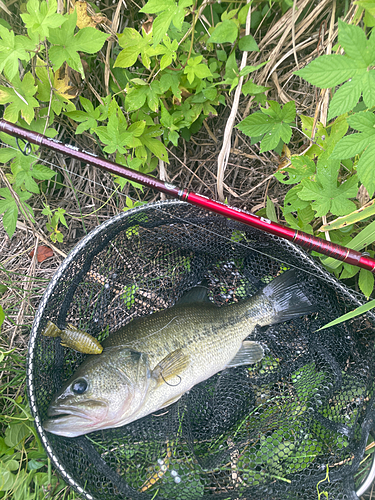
{"left": 42, "top": 321, "right": 103, "bottom": 354}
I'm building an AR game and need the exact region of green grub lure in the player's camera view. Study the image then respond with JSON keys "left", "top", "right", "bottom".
{"left": 42, "top": 321, "right": 103, "bottom": 354}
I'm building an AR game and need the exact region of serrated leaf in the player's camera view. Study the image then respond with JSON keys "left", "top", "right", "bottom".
{"left": 49, "top": 10, "right": 108, "bottom": 77}
{"left": 0, "top": 26, "right": 32, "bottom": 80}
{"left": 275, "top": 155, "right": 316, "bottom": 184}
{"left": 153, "top": 7, "right": 176, "bottom": 46}
{"left": 0, "top": 72, "right": 38, "bottom": 124}
{"left": 331, "top": 132, "right": 373, "bottom": 159}
{"left": 237, "top": 100, "right": 295, "bottom": 153}
{"left": 328, "top": 76, "right": 363, "bottom": 120}
{"left": 21, "top": 0, "right": 66, "bottom": 38}
{"left": 355, "top": 142, "right": 375, "bottom": 195}
{"left": 295, "top": 54, "right": 367, "bottom": 88}
{"left": 338, "top": 19, "right": 368, "bottom": 63}
{"left": 208, "top": 19, "right": 238, "bottom": 44}
{"left": 362, "top": 71, "right": 375, "bottom": 108}
{"left": 299, "top": 160, "right": 358, "bottom": 217}
{"left": 347, "top": 110, "right": 375, "bottom": 132}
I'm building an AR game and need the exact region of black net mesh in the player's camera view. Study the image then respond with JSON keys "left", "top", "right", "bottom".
{"left": 27, "top": 200, "right": 375, "bottom": 500}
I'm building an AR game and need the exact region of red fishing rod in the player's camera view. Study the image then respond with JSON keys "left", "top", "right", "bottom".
{"left": 1, "top": 118, "right": 375, "bottom": 272}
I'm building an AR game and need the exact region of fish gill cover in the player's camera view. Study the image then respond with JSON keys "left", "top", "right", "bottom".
{"left": 28, "top": 201, "right": 375, "bottom": 500}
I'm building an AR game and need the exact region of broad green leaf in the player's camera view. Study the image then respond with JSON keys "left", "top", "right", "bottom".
{"left": 21, "top": 0, "right": 65, "bottom": 38}
{"left": 331, "top": 133, "right": 372, "bottom": 159}
{"left": 115, "top": 28, "right": 147, "bottom": 68}
{"left": 338, "top": 19, "right": 368, "bottom": 63}
{"left": 49, "top": 10, "right": 108, "bottom": 77}
{"left": 355, "top": 142, "right": 375, "bottom": 195}
{"left": 347, "top": 110, "right": 375, "bottom": 133}
{"left": 237, "top": 100, "right": 295, "bottom": 153}
{"left": 327, "top": 76, "right": 363, "bottom": 120}
{"left": 362, "top": 71, "right": 375, "bottom": 108}
{"left": 242, "top": 80, "right": 270, "bottom": 96}
{"left": 140, "top": 0, "right": 175, "bottom": 14}
{"left": 239, "top": 34, "right": 259, "bottom": 51}
{"left": 275, "top": 155, "right": 316, "bottom": 185}
{"left": 317, "top": 299, "right": 375, "bottom": 330}
{"left": 0, "top": 26, "right": 33, "bottom": 79}
{"left": 140, "top": 126, "right": 169, "bottom": 161}
{"left": 359, "top": 268, "right": 374, "bottom": 298}
{"left": 0, "top": 72, "right": 38, "bottom": 124}
{"left": 295, "top": 54, "right": 367, "bottom": 88}
{"left": 298, "top": 160, "right": 358, "bottom": 217}
{"left": 208, "top": 19, "right": 238, "bottom": 44}
{"left": 125, "top": 85, "right": 149, "bottom": 112}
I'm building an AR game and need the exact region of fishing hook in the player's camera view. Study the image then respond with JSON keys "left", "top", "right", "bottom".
{"left": 16, "top": 137, "right": 32, "bottom": 156}
{"left": 161, "top": 372, "right": 182, "bottom": 387}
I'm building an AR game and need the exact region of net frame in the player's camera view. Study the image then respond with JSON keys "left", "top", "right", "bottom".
{"left": 27, "top": 200, "right": 375, "bottom": 500}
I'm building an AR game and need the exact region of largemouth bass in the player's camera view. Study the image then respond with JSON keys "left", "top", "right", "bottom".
{"left": 44, "top": 269, "right": 315, "bottom": 438}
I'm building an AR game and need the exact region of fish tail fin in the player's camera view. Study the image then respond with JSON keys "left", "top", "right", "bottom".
{"left": 262, "top": 269, "right": 316, "bottom": 324}
{"left": 42, "top": 321, "right": 62, "bottom": 338}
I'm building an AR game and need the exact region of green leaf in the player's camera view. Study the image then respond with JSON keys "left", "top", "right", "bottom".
{"left": 317, "top": 299, "right": 375, "bottom": 331}
{"left": 355, "top": 142, "right": 375, "bottom": 195}
{"left": 0, "top": 305, "right": 4, "bottom": 329}
{"left": 239, "top": 34, "right": 259, "bottom": 51}
{"left": 275, "top": 155, "right": 316, "bottom": 184}
{"left": 21, "top": 0, "right": 65, "bottom": 38}
{"left": 49, "top": 10, "right": 108, "bottom": 77}
{"left": 298, "top": 160, "right": 358, "bottom": 217}
{"left": 266, "top": 196, "right": 277, "bottom": 222}
{"left": 359, "top": 268, "right": 374, "bottom": 298}
{"left": 362, "top": 71, "right": 375, "bottom": 108}
{"left": 295, "top": 54, "right": 367, "bottom": 88}
{"left": 237, "top": 100, "right": 295, "bottom": 153}
{"left": 242, "top": 80, "right": 270, "bottom": 96}
{"left": 338, "top": 19, "right": 369, "bottom": 64}
{"left": 140, "top": 0, "right": 175, "bottom": 14}
{"left": 140, "top": 126, "right": 169, "bottom": 161}
{"left": 184, "top": 56, "right": 212, "bottom": 84}
{"left": 0, "top": 72, "right": 38, "bottom": 124}
{"left": 115, "top": 28, "right": 147, "bottom": 68}
{"left": 208, "top": 19, "right": 238, "bottom": 44}
{"left": 0, "top": 26, "right": 33, "bottom": 80}
{"left": 327, "top": 77, "right": 363, "bottom": 120}
{"left": 331, "top": 133, "right": 373, "bottom": 159}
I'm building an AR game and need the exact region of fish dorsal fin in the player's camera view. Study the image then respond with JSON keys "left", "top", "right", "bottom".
{"left": 176, "top": 281, "right": 211, "bottom": 306}
{"left": 153, "top": 348, "right": 190, "bottom": 386}
{"left": 226, "top": 341, "right": 264, "bottom": 368}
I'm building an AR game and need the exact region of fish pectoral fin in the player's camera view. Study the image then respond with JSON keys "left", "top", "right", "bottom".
{"left": 42, "top": 321, "right": 62, "bottom": 338}
{"left": 159, "top": 394, "right": 183, "bottom": 410}
{"left": 226, "top": 341, "right": 264, "bottom": 368}
{"left": 153, "top": 348, "right": 190, "bottom": 386}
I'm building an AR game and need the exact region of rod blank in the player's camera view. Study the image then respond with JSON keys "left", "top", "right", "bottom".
{"left": 1, "top": 119, "right": 374, "bottom": 272}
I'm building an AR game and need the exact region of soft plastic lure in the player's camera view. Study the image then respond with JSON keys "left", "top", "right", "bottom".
{"left": 42, "top": 321, "right": 103, "bottom": 354}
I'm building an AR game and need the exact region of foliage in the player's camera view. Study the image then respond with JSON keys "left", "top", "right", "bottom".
{"left": 237, "top": 18, "right": 375, "bottom": 299}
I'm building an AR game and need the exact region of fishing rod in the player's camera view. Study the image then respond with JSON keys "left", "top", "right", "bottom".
{"left": 1, "top": 118, "right": 375, "bottom": 272}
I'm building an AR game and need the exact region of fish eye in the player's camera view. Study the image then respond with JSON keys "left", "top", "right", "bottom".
{"left": 72, "top": 379, "right": 88, "bottom": 395}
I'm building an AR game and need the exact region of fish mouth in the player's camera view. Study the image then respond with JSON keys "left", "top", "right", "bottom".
{"left": 43, "top": 402, "right": 107, "bottom": 438}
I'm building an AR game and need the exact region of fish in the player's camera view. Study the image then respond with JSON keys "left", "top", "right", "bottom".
{"left": 42, "top": 321, "right": 103, "bottom": 354}
{"left": 43, "top": 269, "right": 315, "bottom": 438}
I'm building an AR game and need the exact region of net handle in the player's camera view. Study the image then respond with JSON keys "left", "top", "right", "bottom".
{"left": 1, "top": 118, "right": 374, "bottom": 272}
